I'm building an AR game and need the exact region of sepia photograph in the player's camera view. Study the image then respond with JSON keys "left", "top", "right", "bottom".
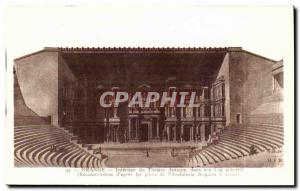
{"left": 13, "top": 47, "right": 284, "bottom": 168}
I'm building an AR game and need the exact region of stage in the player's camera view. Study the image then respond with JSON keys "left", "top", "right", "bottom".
{"left": 89, "top": 142, "right": 206, "bottom": 168}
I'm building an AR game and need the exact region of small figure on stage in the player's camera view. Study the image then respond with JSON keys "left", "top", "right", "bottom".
{"left": 171, "top": 148, "right": 177, "bottom": 157}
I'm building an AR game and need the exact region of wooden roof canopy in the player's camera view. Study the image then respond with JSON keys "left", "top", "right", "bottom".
{"left": 59, "top": 47, "right": 231, "bottom": 87}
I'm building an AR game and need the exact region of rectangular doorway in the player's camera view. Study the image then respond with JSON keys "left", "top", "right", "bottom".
{"left": 183, "top": 125, "right": 192, "bottom": 141}
{"left": 140, "top": 124, "right": 149, "bottom": 142}
{"left": 236, "top": 113, "right": 242, "bottom": 124}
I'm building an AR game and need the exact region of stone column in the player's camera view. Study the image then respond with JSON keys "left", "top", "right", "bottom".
{"left": 136, "top": 119, "right": 139, "bottom": 139}
{"left": 202, "top": 87, "right": 206, "bottom": 100}
{"left": 181, "top": 108, "right": 184, "bottom": 118}
{"left": 173, "top": 125, "right": 176, "bottom": 142}
{"left": 156, "top": 118, "right": 159, "bottom": 138}
{"left": 167, "top": 124, "right": 170, "bottom": 142}
{"left": 200, "top": 105, "right": 204, "bottom": 117}
{"left": 191, "top": 125, "right": 194, "bottom": 141}
{"left": 151, "top": 122, "right": 153, "bottom": 140}
{"left": 196, "top": 124, "right": 199, "bottom": 142}
{"left": 200, "top": 124, "right": 205, "bottom": 142}
{"left": 114, "top": 108, "right": 117, "bottom": 118}
{"left": 211, "top": 104, "right": 214, "bottom": 118}
{"left": 149, "top": 118, "right": 153, "bottom": 140}
{"left": 107, "top": 124, "right": 110, "bottom": 142}
{"left": 180, "top": 124, "right": 184, "bottom": 142}
{"left": 166, "top": 107, "right": 168, "bottom": 117}
{"left": 211, "top": 124, "right": 215, "bottom": 134}
{"left": 128, "top": 118, "right": 131, "bottom": 140}
{"left": 222, "top": 102, "right": 225, "bottom": 117}
{"left": 132, "top": 119, "right": 135, "bottom": 139}
{"left": 149, "top": 121, "right": 153, "bottom": 139}
{"left": 133, "top": 119, "right": 136, "bottom": 139}
{"left": 111, "top": 125, "right": 113, "bottom": 142}
{"left": 115, "top": 125, "right": 118, "bottom": 143}
{"left": 189, "top": 126, "right": 192, "bottom": 141}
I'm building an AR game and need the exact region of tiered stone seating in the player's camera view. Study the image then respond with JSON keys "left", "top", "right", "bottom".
{"left": 187, "top": 124, "right": 283, "bottom": 167}
{"left": 14, "top": 125, "right": 102, "bottom": 168}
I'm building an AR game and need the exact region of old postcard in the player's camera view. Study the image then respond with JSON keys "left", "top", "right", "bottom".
{"left": 5, "top": 5, "right": 294, "bottom": 186}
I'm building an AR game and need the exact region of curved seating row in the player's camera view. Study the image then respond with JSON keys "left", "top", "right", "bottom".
{"left": 187, "top": 124, "right": 283, "bottom": 167}
{"left": 14, "top": 125, "right": 102, "bottom": 168}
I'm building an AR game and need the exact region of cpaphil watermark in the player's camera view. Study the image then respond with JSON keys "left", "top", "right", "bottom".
{"left": 99, "top": 91, "right": 201, "bottom": 108}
